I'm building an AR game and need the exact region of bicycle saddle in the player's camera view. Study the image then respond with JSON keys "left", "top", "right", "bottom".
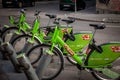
{"left": 89, "top": 24, "right": 106, "bottom": 29}
{"left": 62, "top": 19, "right": 75, "bottom": 24}
{"left": 45, "top": 14, "right": 56, "bottom": 19}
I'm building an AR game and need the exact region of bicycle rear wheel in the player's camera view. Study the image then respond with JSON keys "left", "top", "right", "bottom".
{"left": 1, "top": 27, "right": 25, "bottom": 42}
{"left": 91, "top": 57, "right": 120, "bottom": 80}
{"left": 27, "top": 44, "right": 64, "bottom": 80}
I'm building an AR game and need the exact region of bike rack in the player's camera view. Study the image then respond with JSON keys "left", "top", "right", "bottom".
{"left": 0, "top": 42, "right": 40, "bottom": 80}
{"left": 0, "top": 42, "right": 21, "bottom": 72}
{"left": 21, "top": 42, "right": 34, "bottom": 53}
{"left": 36, "top": 53, "right": 52, "bottom": 80}
{"left": 17, "top": 53, "right": 39, "bottom": 80}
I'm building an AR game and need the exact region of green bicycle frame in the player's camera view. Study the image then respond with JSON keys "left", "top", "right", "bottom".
{"left": 29, "top": 18, "right": 73, "bottom": 44}
{"left": 29, "top": 16, "right": 43, "bottom": 43}
{"left": 9, "top": 10, "right": 30, "bottom": 34}
{"left": 50, "top": 25, "right": 84, "bottom": 65}
{"left": 49, "top": 24, "right": 120, "bottom": 68}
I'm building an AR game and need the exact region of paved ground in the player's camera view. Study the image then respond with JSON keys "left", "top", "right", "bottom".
{"left": 0, "top": 1, "right": 120, "bottom": 80}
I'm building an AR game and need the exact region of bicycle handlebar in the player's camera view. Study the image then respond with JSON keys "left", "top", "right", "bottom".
{"left": 53, "top": 18, "right": 61, "bottom": 24}
{"left": 34, "top": 10, "right": 41, "bottom": 16}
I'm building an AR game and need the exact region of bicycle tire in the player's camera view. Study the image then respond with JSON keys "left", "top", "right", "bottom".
{"left": 27, "top": 44, "right": 64, "bottom": 80}
{"left": 1, "top": 27, "right": 25, "bottom": 42}
{"left": 91, "top": 57, "right": 120, "bottom": 80}
{"left": 66, "top": 55, "right": 77, "bottom": 65}
{"left": 11, "top": 34, "right": 41, "bottom": 55}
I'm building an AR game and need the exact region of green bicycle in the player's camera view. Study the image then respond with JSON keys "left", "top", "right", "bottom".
{"left": 25, "top": 18, "right": 90, "bottom": 80}
{"left": 1, "top": 9, "right": 30, "bottom": 42}
{"left": 28, "top": 19, "right": 120, "bottom": 80}
{"left": 11, "top": 15, "right": 73, "bottom": 63}
{"left": 11, "top": 16, "right": 76, "bottom": 80}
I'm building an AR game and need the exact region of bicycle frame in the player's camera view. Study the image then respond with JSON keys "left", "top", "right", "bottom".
{"left": 30, "top": 25, "right": 73, "bottom": 45}
{"left": 50, "top": 25, "right": 85, "bottom": 65}
{"left": 29, "top": 17, "right": 73, "bottom": 44}
{"left": 8, "top": 9, "right": 30, "bottom": 34}
{"left": 48, "top": 24, "right": 120, "bottom": 68}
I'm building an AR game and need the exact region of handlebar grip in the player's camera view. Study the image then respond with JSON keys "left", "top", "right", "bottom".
{"left": 34, "top": 11, "right": 41, "bottom": 16}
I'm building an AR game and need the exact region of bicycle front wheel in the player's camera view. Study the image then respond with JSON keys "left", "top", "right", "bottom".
{"left": 27, "top": 44, "right": 64, "bottom": 80}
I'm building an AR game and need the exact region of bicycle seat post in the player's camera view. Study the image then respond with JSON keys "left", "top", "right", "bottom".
{"left": 61, "top": 18, "right": 75, "bottom": 31}
{"left": 45, "top": 14, "right": 56, "bottom": 27}
{"left": 47, "top": 17, "right": 51, "bottom": 27}
{"left": 66, "top": 21, "right": 69, "bottom": 30}
{"left": 89, "top": 23, "right": 106, "bottom": 43}
{"left": 54, "top": 18, "right": 61, "bottom": 27}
